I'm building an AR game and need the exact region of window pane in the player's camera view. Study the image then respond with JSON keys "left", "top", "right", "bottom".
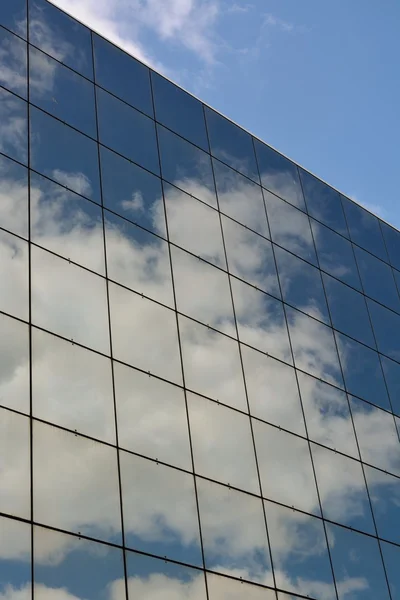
{"left": 0, "top": 408, "right": 30, "bottom": 519}
{"left": 254, "top": 139, "right": 304, "bottom": 209}
{"left": 382, "top": 542, "right": 400, "bottom": 600}
{"left": 29, "top": 45, "right": 96, "bottom": 137}
{"left": 367, "top": 297, "right": 400, "bottom": 361}
{"left": 275, "top": 245, "right": 329, "bottom": 324}
{"left": 30, "top": 106, "right": 100, "bottom": 202}
{"left": 100, "top": 146, "right": 165, "bottom": 238}
{"left": 164, "top": 184, "right": 225, "bottom": 267}
{"left": 241, "top": 343, "right": 305, "bottom": 436}
{"left": 97, "top": 88, "right": 159, "bottom": 175}
{"left": 323, "top": 273, "right": 376, "bottom": 348}
{"left": 354, "top": 245, "right": 400, "bottom": 312}
{"left": 265, "top": 191, "right": 317, "bottom": 265}
{"left": 93, "top": 33, "right": 152, "bottom": 116}
{"left": 178, "top": 315, "right": 247, "bottom": 411}
{"left": 0, "top": 313, "right": 29, "bottom": 414}
{"left": 365, "top": 465, "right": 400, "bottom": 544}
{"left": 381, "top": 220, "right": 400, "bottom": 272}
{"left": 0, "top": 87, "right": 28, "bottom": 164}
{"left": 31, "top": 246, "right": 110, "bottom": 354}
{"left": 158, "top": 125, "right": 216, "bottom": 207}
{"left": 29, "top": 0, "right": 93, "bottom": 79}
{"left": 33, "top": 421, "right": 121, "bottom": 542}
{"left": 0, "top": 229, "right": 28, "bottom": 320}
{"left": 32, "top": 329, "right": 115, "bottom": 443}
{"left": 207, "top": 572, "right": 276, "bottom": 599}
{"left": 0, "top": 516, "right": 31, "bottom": 595}
{"left": 311, "top": 218, "right": 362, "bottom": 290}
{"left": 342, "top": 195, "right": 388, "bottom": 261}
{"left": 34, "top": 527, "right": 126, "bottom": 600}
{"left": 197, "top": 477, "right": 272, "bottom": 585}
{"left": 152, "top": 71, "right": 208, "bottom": 150}
{"left": 213, "top": 159, "right": 269, "bottom": 237}
{"left": 297, "top": 371, "right": 358, "bottom": 457}
{"left": 188, "top": 393, "right": 258, "bottom": 493}
{"left": 31, "top": 171, "right": 105, "bottom": 274}
{"left": 0, "top": 153, "right": 28, "bottom": 238}
{"left": 104, "top": 210, "right": 174, "bottom": 307}
{"left": 381, "top": 355, "right": 400, "bottom": 416}
{"left": 109, "top": 282, "right": 182, "bottom": 385}
{"left": 231, "top": 277, "right": 291, "bottom": 363}
{"left": 0, "top": 0, "right": 26, "bottom": 37}
{"left": 299, "top": 169, "right": 348, "bottom": 235}
{"left": 0, "top": 27, "right": 27, "bottom": 98}
{"left": 205, "top": 107, "right": 259, "bottom": 182}
{"left": 120, "top": 452, "right": 202, "bottom": 566}
{"left": 114, "top": 362, "right": 191, "bottom": 470}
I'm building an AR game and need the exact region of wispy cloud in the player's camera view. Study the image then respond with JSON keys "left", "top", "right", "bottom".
{"left": 263, "top": 12, "right": 295, "bottom": 33}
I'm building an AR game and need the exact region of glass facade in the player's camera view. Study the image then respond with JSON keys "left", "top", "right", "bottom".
{"left": 1, "top": 2, "right": 400, "bottom": 599}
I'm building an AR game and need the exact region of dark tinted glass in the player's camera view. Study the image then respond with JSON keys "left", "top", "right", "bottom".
{"left": 311, "top": 219, "right": 361, "bottom": 290}
{"left": 93, "top": 33, "right": 152, "bottom": 117}
{"left": 158, "top": 124, "right": 216, "bottom": 207}
{"left": 29, "top": 0, "right": 93, "bottom": 79}
{"left": 323, "top": 273, "right": 375, "bottom": 348}
{"left": 299, "top": 169, "right": 348, "bottom": 235}
{"left": 205, "top": 106, "right": 258, "bottom": 182}
{"left": 100, "top": 146, "right": 165, "bottom": 237}
{"left": 254, "top": 139, "right": 304, "bottom": 209}
{"left": 354, "top": 245, "right": 400, "bottom": 312}
{"left": 342, "top": 195, "right": 389, "bottom": 261}
{"left": 0, "top": 87, "right": 28, "bottom": 165}
{"left": 381, "top": 220, "right": 400, "bottom": 271}
{"left": 152, "top": 71, "right": 208, "bottom": 150}
{"left": 97, "top": 87, "right": 159, "bottom": 175}
{"left": 0, "top": 27, "right": 27, "bottom": 98}
{"left": 367, "top": 298, "right": 400, "bottom": 362}
{"left": 381, "top": 355, "right": 400, "bottom": 415}
{"left": 30, "top": 106, "right": 101, "bottom": 202}
{"left": 29, "top": 45, "right": 96, "bottom": 137}
{"left": 0, "top": 0, "right": 26, "bottom": 37}
{"left": 0, "top": 153, "right": 28, "bottom": 238}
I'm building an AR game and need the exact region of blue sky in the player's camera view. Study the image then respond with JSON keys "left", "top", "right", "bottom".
{"left": 52, "top": 0, "right": 400, "bottom": 228}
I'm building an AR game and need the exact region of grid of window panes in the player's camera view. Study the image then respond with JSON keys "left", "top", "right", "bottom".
{"left": 1, "top": 1, "right": 400, "bottom": 599}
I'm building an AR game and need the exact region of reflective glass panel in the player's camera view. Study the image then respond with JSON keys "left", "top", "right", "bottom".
{"left": 34, "top": 526, "right": 125, "bottom": 600}
{"left": 254, "top": 138, "right": 304, "bottom": 209}
{"left": 31, "top": 171, "right": 105, "bottom": 274}
{"left": 187, "top": 393, "right": 259, "bottom": 493}
{"left": 0, "top": 0, "right": 26, "bottom": 37}
{"left": 323, "top": 273, "right": 376, "bottom": 348}
{"left": 97, "top": 88, "right": 159, "bottom": 175}
{"left": 114, "top": 362, "right": 191, "bottom": 470}
{"left": 0, "top": 408, "right": 30, "bottom": 519}
{"left": 367, "top": 297, "right": 400, "bottom": 362}
{"left": 275, "top": 245, "right": 329, "bottom": 324}
{"left": 365, "top": 465, "right": 400, "bottom": 544}
{"left": 297, "top": 371, "right": 358, "bottom": 457}
{"left": 0, "top": 27, "right": 27, "bottom": 98}
{"left": 29, "top": 0, "right": 93, "bottom": 79}
{"left": 158, "top": 125, "right": 216, "bottom": 207}
{"left": 93, "top": 33, "right": 152, "bottom": 116}
{"left": 354, "top": 245, "right": 400, "bottom": 312}
{"left": 221, "top": 214, "right": 280, "bottom": 297}
{"left": 164, "top": 183, "right": 225, "bottom": 267}
{"left": 342, "top": 195, "right": 388, "bottom": 261}
{"left": 31, "top": 246, "right": 110, "bottom": 354}
{"left": 326, "top": 522, "right": 390, "bottom": 600}
{"left": 0, "top": 153, "right": 28, "bottom": 238}
{"left": 197, "top": 477, "right": 272, "bottom": 585}
{"left": 213, "top": 159, "right": 269, "bottom": 237}
{"left": 0, "top": 229, "right": 28, "bottom": 321}
{"left": 381, "top": 542, "right": 400, "bottom": 600}
{"left": 254, "top": 420, "right": 319, "bottom": 514}
{"left": 207, "top": 572, "right": 276, "bottom": 599}
{"left": 100, "top": 146, "right": 165, "bottom": 238}
{"left": 299, "top": 169, "right": 348, "bottom": 235}
{"left": 120, "top": 451, "right": 202, "bottom": 566}
{"left": 29, "top": 45, "right": 96, "bottom": 137}
{"left": 109, "top": 282, "right": 182, "bottom": 385}
{"left": 32, "top": 329, "right": 115, "bottom": 443}
{"left": 381, "top": 355, "right": 400, "bottom": 415}
{"left": 33, "top": 421, "right": 121, "bottom": 542}
{"left": 241, "top": 343, "right": 305, "bottom": 436}
{"left": 265, "top": 191, "right": 317, "bottom": 265}
{"left": 152, "top": 71, "right": 208, "bottom": 150}
{"left": 336, "top": 331, "right": 390, "bottom": 410}
{"left": 0, "top": 313, "right": 29, "bottom": 414}
{"left": 0, "top": 87, "right": 28, "bottom": 164}
{"left": 30, "top": 106, "right": 100, "bottom": 202}
{"left": 104, "top": 210, "right": 174, "bottom": 307}
{"left": 0, "top": 516, "right": 31, "bottom": 595}
{"left": 231, "top": 277, "right": 291, "bottom": 363}
{"left": 205, "top": 107, "right": 259, "bottom": 182}
{"left": 381, "top": 220, "right": 400, "bottom": 272}
{"left": 178, "top": 315, "right": 247, "bottom": 411}
{"left": 311, "top": 218, "right": 362, "bottom": 290}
